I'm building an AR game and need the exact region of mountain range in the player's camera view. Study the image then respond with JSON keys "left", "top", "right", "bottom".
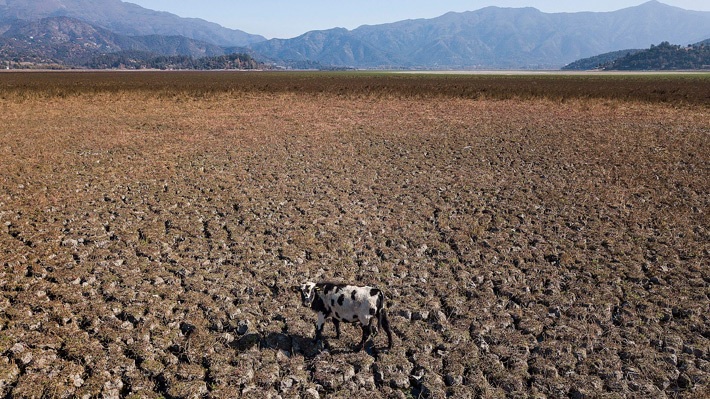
{"left": 250, "top": 1, "right": 710, "bottom": 69}
{"left": 0, "top": 0, "right": 265, "bottom": 47}
{"left": 1, "top": 0, "right": 710, "bottom": 69}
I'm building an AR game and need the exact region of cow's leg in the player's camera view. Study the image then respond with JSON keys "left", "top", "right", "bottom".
{"left": 332, "top": 319, "right": 341, "bottom": 339}
{"left": 379, "top": 308, "right": 393, "bottom": 350}
{"left": 314, "top": 312, "right": 326, "bottom": 346}
{"left": 355, "top": 323, "right": 371, "bottom": 352}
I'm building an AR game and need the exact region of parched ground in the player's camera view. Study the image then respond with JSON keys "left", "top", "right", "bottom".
{"left": 0, "top": 72, "right": 708, "bottom": 398}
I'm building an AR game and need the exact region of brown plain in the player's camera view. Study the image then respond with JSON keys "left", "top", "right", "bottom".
{"left": 0, "top": 71, "right": 708, "bottom": 398}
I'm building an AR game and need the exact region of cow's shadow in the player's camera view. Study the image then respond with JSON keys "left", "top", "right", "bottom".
{"left": 231, "top": 332, "right": 381, "bottom": 358}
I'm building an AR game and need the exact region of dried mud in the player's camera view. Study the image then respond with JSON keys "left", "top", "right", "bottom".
{"left": 0, "top": 73, "right": 708, "bottom": 398}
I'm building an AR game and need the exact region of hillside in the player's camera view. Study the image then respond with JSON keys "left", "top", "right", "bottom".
{"left": 251, "top": 1, "right": 710, "bottom": 69}
{"left": 562, "top": 49, "right": 644, "bottom": 71}
{"left": 0, "top": 17, "right": 264, "bottom": 69}
{"left": 0, "top": 16, "right": 136, "bottom": 65}
{"left": 607, "top": 41, "right": 710, "bottom": 70}
{"left": 0, "top": 0, "right": 265, "bottom": 46}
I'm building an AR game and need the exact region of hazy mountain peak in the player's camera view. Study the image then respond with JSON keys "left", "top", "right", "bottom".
{"left": 640, "top": 0, "right": 666, "bottom": 6}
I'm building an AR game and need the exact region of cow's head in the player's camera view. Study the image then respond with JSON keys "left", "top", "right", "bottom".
{"left": 298, "top": 282, "right": 317, "bottom": 307}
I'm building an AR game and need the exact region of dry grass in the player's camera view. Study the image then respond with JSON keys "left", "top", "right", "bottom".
{"left": 0, "top": 72, "right": 708, "bottom": 398}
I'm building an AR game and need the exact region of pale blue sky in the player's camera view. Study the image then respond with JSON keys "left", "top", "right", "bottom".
{"left": 127, "top": 1, "right": 710, "bottom": 39}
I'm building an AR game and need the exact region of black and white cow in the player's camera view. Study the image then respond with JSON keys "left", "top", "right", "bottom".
{"left": 297, "top": 281, "right": 393, "bottom": 351}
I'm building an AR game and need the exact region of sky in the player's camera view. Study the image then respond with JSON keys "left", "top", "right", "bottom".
{"left": 126, "top": 1, "right": 710, "bottom": 39}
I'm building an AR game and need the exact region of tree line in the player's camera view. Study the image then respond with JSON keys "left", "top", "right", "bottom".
{"left": 83, "top": 51, "right": 265, "bottom": 70}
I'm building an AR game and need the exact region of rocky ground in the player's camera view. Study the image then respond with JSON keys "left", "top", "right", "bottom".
{"left": 0, "top": 73, "right": 708, "bottom": 398}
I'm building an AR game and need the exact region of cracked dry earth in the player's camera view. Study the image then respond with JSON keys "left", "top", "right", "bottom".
{"left": 0, "top": 74, "right": 708, "bottom": 398}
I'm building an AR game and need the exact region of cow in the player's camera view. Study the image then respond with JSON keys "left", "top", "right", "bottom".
{"left": 297, "top": 281, "right": 393, "bottom": 351}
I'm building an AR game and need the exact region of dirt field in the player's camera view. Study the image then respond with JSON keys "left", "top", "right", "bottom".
{"left": 0, "top": 72, "right": 708, "bottom": 398}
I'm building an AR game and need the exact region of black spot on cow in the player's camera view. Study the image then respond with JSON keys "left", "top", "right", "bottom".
{"left": 352, "top": 314, "right": 359, "bottom": 320}
{"left": 351, "top": 291, "right": 357, "bottom": 300}
{"left": 370, "top": 288, "right": 379, "bottom": 297}
{"left": 335, "top": 312, "right": 340, "bottom": 320}
{"left": 311, "top": 296, "right": 327, "bottom": 313}
{"left": 331, "top": 299, "right": 335, "bottom": 307}
{"left": 337, "top": 294, "right": 345, "bottom": 306}
{"left": 369, "top": 307, "right": 376, "bottom": 316}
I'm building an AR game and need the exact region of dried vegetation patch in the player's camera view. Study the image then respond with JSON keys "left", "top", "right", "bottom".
{"left": 0, "top": 72, "right": 708, "bottom": 398}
